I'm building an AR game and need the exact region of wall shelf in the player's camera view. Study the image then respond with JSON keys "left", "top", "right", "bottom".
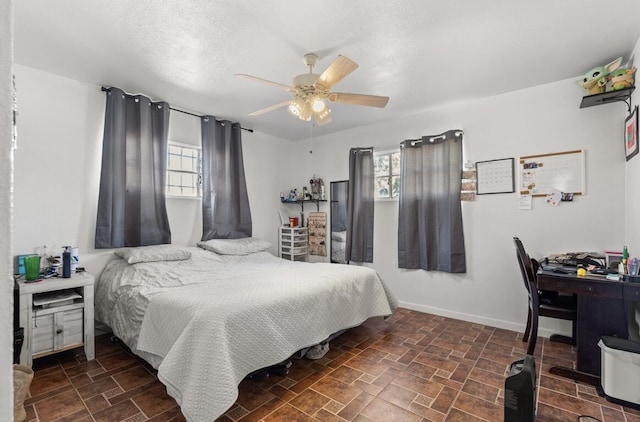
{"left": 281, "top": 198, "right": 326, "bottom": 212}
{"left": 580, "top": 87, "right": 635, "bottom": 112}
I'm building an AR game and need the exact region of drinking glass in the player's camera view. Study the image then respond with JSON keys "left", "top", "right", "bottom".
{"left": 24, "top": 255, "right": 41, "bottom": 281}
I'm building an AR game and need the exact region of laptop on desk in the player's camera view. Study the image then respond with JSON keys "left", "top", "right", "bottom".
{"left": 540, "top": 264, "right": 577, "bottom": 275}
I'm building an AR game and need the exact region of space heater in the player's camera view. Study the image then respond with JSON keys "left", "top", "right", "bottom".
{"left": 504, "top": 354, "right": 536, "bottom": 422}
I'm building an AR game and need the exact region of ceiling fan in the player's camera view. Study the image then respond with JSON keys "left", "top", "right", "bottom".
{"left": 236, "top": 53, "right": 389, "bottom": 125}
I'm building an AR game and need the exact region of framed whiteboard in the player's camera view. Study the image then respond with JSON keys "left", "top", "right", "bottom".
{"left": 519, "top": 150, "right": 585, "bottom": 197}
{"left": 476, "top": 158, "right": 515, "bottom": 194}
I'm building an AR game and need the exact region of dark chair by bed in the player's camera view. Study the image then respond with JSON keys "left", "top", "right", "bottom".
{"left": 513, "top": 237, "right": 577, "bottom": 354}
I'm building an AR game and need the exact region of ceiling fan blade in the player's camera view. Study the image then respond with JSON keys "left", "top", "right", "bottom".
{"left": 329, "top": 92, "right": 389, "bottom": 108}
{"left": 248, "top": 100, "right": 291, "bottom": 116}
{"left": 314, "top": 55, "right": 359, "bottom": 89}
{"left": 235, "top": 74, "right": 292, "bottom": 90}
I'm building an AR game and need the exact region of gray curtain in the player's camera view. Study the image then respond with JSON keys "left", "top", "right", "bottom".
{"left": 95, "top": 87, "right": 171, "bottom": 248}
{"left": 201, "top": 117, "right": 252, "bottom": 240}
{"left": 346, "top": 148, "right": 374, "bottom": 263}
{"left": 398, "top": 129, "right": 466, "bottom": 272}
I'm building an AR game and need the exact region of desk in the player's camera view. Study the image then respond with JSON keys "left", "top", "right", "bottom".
{"left": 537, "top": 270, "right": 630, "bottom": 378}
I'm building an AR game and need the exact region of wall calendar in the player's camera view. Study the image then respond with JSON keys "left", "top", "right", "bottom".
{"left": 475, "top": 158, "right": 515, "bottom": 195}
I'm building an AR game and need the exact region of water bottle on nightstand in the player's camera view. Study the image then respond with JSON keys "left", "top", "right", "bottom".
{"left": 62, "top": 246, "right": 71, "bottom": 278}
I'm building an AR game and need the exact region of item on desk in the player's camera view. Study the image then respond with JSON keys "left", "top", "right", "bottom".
{"left": 70, "top": 247, "right": 79, "bottom": 272}
{"left": 23, "top": 255, "right": 40, "bottom": 281}
{"left": 606, "top": 273, "right": 621, "bottom": 281}
{"left": 628, "top": 257, "right": 639, "bottom": 276}
{"left": 622, "top": 246, "right": 629, "bottom": 274}
{"left": 577, "top": 268, "right": 587, "bottom": 277}
{"left": 62, "top": 247, "right": 71, "bottom": 278}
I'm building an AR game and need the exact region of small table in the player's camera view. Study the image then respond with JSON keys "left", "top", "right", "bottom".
{"left": 15, "top": 273, "right": 95, "bottom": 366}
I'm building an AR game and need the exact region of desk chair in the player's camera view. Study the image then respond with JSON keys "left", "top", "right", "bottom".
{"left": 514, "top": 237, "right": 577, "bottom": 354}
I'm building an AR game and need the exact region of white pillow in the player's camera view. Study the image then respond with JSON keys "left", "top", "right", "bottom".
{"left": 197, "top": 238, "right": 272, "bottom": 255}
{"left": 114, "top": 245, "right": 192, "bottom": 264}
{"left": 332, "top": 231, "right": 347, "bottom": 242}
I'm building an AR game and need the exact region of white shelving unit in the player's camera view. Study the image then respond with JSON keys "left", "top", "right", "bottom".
{"left": 15, "top": 272, "right": 95, "bottom": 366}
{"left": 279, "top": 226, "right": 308, "bottom": 261}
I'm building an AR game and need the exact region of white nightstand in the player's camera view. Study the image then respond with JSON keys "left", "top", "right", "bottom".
{"left": 15, "top": 272, "right": 95, "bottom": 366}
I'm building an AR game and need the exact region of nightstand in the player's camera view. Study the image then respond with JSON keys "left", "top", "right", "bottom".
{"left": 15, "top": 272, "right": 95, "bottom": 366}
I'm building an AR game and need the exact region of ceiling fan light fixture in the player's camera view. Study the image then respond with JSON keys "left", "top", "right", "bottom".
{"left": 299, "top": 102, "right": 313, "bottom": 121}
{"left": 314, "top": 107, "right": 332, "bottom": 125}
{"left": 311, "top": 98, "right": 326, "bottom": 112}
{"left": 288, "top": 97, "right": 305, "bottom": 117}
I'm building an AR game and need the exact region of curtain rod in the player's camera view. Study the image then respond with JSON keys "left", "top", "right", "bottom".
{"left": 405, "top": 130, "right": 464, "bottom": 145}
{"left": 101, "top": 87, "right": 253, "bottom": 133}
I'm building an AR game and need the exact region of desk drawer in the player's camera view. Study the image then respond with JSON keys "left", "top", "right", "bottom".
{"left": 624, "top": 283, "right": 640, "bottom": 301}
{"left": 540, "top": 278, "right": 622, "bottom": 298}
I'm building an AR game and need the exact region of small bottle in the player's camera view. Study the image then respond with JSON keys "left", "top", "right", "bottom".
{"left": 62, "top": 248, "right": 71, "bottom": 278}
{"left": 623, "top": 246, "right": 629, "bottom": 274}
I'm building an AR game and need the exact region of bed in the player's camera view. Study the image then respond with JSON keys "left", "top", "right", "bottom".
{"left": 94, "top": 240, "right": 397, "bottom": 421}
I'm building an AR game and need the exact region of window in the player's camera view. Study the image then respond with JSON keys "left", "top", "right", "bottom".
{"left": 166, "top": 142, "right": 201, "bottom": 197}
{"left": 374, "top": 149, "right": 401, "bottom": 199}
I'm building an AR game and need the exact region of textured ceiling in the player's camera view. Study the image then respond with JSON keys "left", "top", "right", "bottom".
{"left": 13, "top": 0, "right": 640, "bottom": 141}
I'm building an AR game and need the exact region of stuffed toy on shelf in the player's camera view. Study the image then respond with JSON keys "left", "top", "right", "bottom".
{"left": 578, "top": 57, "right": 622, "bottom": 95}
{"left": 609, "top": 67, "right": 636, "bottom": 91}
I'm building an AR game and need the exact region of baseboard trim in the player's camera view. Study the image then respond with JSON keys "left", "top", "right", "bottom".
{"left": 397, "top": 300, "right": 562, "bottom": 339}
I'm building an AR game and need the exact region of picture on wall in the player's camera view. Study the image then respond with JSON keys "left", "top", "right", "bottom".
{"left": 626, "top": 105, "right": 639, "bottom": 161}
{"left": 475, "top": 158, "right": 514, "bottom": 195}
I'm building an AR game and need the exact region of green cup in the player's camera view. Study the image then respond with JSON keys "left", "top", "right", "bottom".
{"left": 24, "top": 255, "right": 41, "bottom": 281}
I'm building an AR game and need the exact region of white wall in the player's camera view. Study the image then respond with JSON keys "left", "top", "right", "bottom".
{"left": 624, "top": 38, "right": 640, "bottom": 340}
{"left": 289, "top": 76, "right": 626, "bottom": 336}
{"left": 11, "top": 65, "right": 291, "bottom": 279}
{"left": 1, "top": 1, "right": 14, "bottom": 419}
{"left": 625, "top": 39, "right": 640, "bottom": 255}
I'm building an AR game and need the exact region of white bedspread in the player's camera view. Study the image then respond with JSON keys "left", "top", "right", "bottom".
{"left": 95, "top": 247, "right": 397, "bottom": 421}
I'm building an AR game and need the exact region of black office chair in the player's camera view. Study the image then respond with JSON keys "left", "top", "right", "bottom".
{"left": 514, "top": 237, "right": 577, "bottom": 354}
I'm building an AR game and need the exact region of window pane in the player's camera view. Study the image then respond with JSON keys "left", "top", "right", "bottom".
{"left": 391, "top": 176, "right": 400, "bottom": 198}
{"left": 374, "top": 155, "right": 390, "bottom": 177}
{"left": 391, "top": 152, "right": 401, "bottom": 175}
{"left": 181, "top": 156, "right": 194, "bottom": 172}
{"left": 167, "top": 185, "right": 181, "bottom": 196}
{"left": 375, "top": 177, "right": 390, "bottom": 198}
{"left": 168, "top": 145, "right": 181, "bottom": 155}
{"left": 168, "top": 171, "right": 181, "bottom": 186}
{"left": 168, "top": 153, "right": 180, "bottom": 170}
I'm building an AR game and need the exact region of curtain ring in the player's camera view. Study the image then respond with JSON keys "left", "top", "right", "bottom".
{"left": 203, "top": 117, "right": 209, "bottom": 122}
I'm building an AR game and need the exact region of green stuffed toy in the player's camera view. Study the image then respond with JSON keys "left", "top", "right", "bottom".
{"left": 579, "top": 57, "right": 622, "bottom": 95}
{"left": 609, "top": 67, "right": 636, "bottom": 91}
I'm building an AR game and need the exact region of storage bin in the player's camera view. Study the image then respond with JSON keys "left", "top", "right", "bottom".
{"left": 598, "top": 336, "right": 640, "bottom": 407}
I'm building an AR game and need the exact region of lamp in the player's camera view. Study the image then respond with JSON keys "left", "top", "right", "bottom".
{"left": 288, "top": 96, "right": 331, "bottom": 123}
{"left": 314, "top": 107, "right": 332, "bottom": 125}
{"left": 288, "top": 97, "right": 305, "bottom": 117}
{"left": 311, "top": 98, "right": 326, "bottom": 112}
